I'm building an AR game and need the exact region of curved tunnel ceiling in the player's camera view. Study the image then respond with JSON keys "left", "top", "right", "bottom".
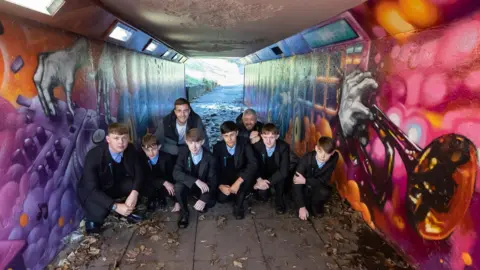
{"left": 98, "top": 0, "right": 366, "bottom": 57}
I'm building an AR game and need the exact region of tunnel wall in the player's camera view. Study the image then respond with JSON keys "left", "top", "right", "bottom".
{"left": 0, "top": 14, "right": 185, "bottom": 269}
{"left": 245, "top": 2, "right": 480, "bottom": 269}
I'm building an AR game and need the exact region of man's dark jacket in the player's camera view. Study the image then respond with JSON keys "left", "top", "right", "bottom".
{"left": 155, "top": 110, "right": 209, "bottom": 155}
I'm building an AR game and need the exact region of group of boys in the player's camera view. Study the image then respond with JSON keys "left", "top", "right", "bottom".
{"left": 76, "top": 98, "right": 338, "bottom": 233}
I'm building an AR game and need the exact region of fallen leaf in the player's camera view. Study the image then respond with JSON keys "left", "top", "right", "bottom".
{"left": 233, "top": 260, "right": 243, "bottom": 268}
{"left": 88, "top": 247, "right": 100, "bottom": 255}
{"left": 150, "top": 235, "right": 161, "bottom": 241}
{"left": 199, "top": 215, "right": 206, "bottom": 221}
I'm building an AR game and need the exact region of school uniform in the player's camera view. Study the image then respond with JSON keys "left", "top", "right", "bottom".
{"left": 293, "top": 151, "right": 339, "bottom": 215}
{"left": 139, "top": 150, "right": 175, "bottom": 206}
{"left": 213, "top": 137, "right": 258, "bottom": 217}
{"left": 173, "top": 146, "right": 217, "bottom": 217}
{"left": 252, "top": 139, "right": 290, "bottom": 212}
{"left": 76, "top": 143, "right": 146, "bottom": 226}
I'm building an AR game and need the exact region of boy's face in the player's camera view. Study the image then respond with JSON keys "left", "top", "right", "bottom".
{"left": 315, "top": 145, "right": 334, "bottom": 162}
{"left": 174, "top": 104, "right": 190, "bottom": 125}
{"left": 106, "top": 133, "right": 129, "bottom": 153}
{"left": 261, "top": 132, "right": 279, "bottom": 148}
{"left": 222, "top": 131, "right": 238, "bottom": 148}
{"left": 186, "top": 139, "right": 204, "bottom": 155}
{"left": 143, "top": 144, "right": 161, "bottom": 159}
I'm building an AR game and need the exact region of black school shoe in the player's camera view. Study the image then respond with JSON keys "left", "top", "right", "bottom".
{"left": 178, "top": 211, "right": 190, "bottom": 228}
{"left": 275, "top": 204, "right": 286, "bottom": 215}
{"left": 233, "top": 206, "right": 245, "bottom": 220}
{"left": 85, "top": 220, "right": 103, "bottom": 234}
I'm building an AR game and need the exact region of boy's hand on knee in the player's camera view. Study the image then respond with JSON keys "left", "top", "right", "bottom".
{"left": 293, "top": 172, "right": 306, "bottom": 185}
{"left": 219, "top": 185, "right": 231, "bottom": 195}
{"left": 195, "top": 180, "right": 209, "bottom": 193}
{"left": 163, "top": 181, "right": 175, "bottom": 196}
{"left": 194, "top": 200, "right": 206, "bottom": 211}
{"left": 255, "top": 179, "right": 270, "bottom": 190}
{"left": 126, "top": 190, "right": 139, "bottom": 208}
{"left": 115, "top": 203, "right": 133, "bottom": 216}
{"left": 230, "top": 178, "right": 244, "bottom": 194}
{"left": 299, "top": 207, "right": 309, "bottom": 220}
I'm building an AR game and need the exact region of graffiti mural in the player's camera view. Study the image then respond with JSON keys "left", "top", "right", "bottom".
{"left": 0, "top": 14, "right": 184, "bottom": 269}
{"left": 245, "top": 0, "right": 480, "bottom": 268}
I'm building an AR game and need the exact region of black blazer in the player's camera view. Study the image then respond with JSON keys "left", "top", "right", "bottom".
{"left": 155, "top": 110, "right": 209, "bottom": 155}
{"left": 173, "top": 147, "right": 217, "bottom": 189}
{"left": 295, "top": 151, "right": 339, "bottom": 188}
{"left": 253, "top": 139, "right": 290, "bottom": 185}
{"left": 139, "top": 150, "right": 174, "bottom": 189}
{"left": 213, "top": 136, "right": 258, "bottom": 185}
{"left": 76, "top": 143, "right": 144, "bottom": 209}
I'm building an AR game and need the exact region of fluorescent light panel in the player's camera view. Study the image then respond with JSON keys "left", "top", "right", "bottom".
{"left": 109, "top": 22, "right": 134, "bottom": 42}
{"left": 6, "top": 0, "right": 65, "bottom": 16}
{"left": 145, "top": 40, "right": 158, "bottom": 52}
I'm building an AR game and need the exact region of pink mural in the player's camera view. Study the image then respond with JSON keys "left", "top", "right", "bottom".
{"left": 245, "top": 0, "right": 480, "bottom": 268}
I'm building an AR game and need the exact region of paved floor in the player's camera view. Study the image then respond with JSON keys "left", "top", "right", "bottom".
{"left": 68, "top": 199, "right": 345, "bottom": 270}
{"left": 50, "top": 85, "right": 413, "bottom": 270}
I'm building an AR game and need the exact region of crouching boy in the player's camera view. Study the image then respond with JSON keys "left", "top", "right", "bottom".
{"left": 293, "top": 136, "right": 339, "bottom": 220}
{"left": 173, "top": 128, "right": 216, "bottom": 228}
{"left": 140, "top": 133, "right": 180, "bottom": 212}
{"left": 213, "top": 121, "right": 258, "bottom": 220}
{"left": 253, "top": 123, "right": 290, "bottom": 214}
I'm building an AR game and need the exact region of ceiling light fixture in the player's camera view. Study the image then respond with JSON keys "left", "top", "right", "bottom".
{"left": 108, "top": 22, "right": 135, "bottom": 42}
{"left": 6, "top": 0, "right": 65, "bottom": 16}
{"left": 144, "top": 40, "right": 158, "bottom": 52}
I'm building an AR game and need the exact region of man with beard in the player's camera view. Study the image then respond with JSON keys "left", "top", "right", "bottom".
{"left": 236, "top": 108, "right": 263, "bottom": 144}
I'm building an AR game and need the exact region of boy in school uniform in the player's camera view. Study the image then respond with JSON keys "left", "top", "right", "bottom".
{"left": 252, "top": 123, "right": 290, "bottom": 214}
{"left": 76, "top": 123, "right": 146, "bottom": 234}
{"left": 213, "top": 121, "right": 258, "bottom": 220}
{"left": 173, "top": 128, "right": 217, "bottom": 228}
{"left": 139, "top": 133, "right": 180, "bottom": 212}
{"left": 293, "top": 136, "right": 339, "bottom": 220}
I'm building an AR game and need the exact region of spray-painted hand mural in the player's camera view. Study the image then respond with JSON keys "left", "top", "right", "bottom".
{"left": 0, "top": 15, "right": 184, "bottom": 269}
{"left": 245, "top": 1, "right": 480, "bottom": 268}
{"left": 96, "top": 45, "right": 117, "bottom": 123}
{"left": 33, "top": 38, "right": 90, "bottom": 118}
{"left": 338, "top": 70, "right": 377, "bottom": 146}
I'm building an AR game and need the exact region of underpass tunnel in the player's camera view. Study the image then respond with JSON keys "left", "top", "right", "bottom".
{"left": 0, "top": 0, "right": 480, "bottom": 269}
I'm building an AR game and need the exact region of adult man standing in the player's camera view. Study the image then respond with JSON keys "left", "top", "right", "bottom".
{"left": 76, "top": 123, "right": 146, "bottom": 234}
{"left": 236, "top": 108, "right": 263, "bottom": 144}
{"left": 156, "top": 98, "right": 209, "bottom": 160}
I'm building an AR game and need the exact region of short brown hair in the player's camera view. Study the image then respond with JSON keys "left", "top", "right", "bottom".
{"left": 108, "top": 123, "right": 129, "bottom": 136}
{"left": 261, "top": 123, "right": 279, "bottom": 135}
{"left": 317, "top": 136, "right": 335, "bottom": 154}
{"left": 141, "top": 133, "right": 158, "bottom": 148}
{"left": 186, "top": 128, "right": 205, "bottom": 142}
{"left": 174, "top": 98, "right": 191, "bottom": 108}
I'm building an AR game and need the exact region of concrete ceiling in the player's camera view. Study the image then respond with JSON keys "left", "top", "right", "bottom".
{"left": 98, "top": 0, "right": 366, "bottom": 57}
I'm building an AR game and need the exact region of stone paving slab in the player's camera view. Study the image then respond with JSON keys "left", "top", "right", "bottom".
{"left": 86, "top": 225, "right": 136, "bottom": 268}
{"left": 255, "top": 219, "right": 325, "bottom": 260}
{"left": 194, "top": 219, "right": 262, "bottom": 261}
{"left": 194, "top": 257, "right": 269, "bottom": 270}
{"left": 122, "top": 221, "right": 196, "bottom": 264}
